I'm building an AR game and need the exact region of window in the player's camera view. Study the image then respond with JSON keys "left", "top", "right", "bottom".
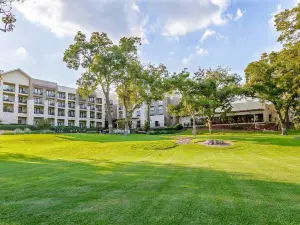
{"left": 96, "top": 105, "right": 102, "bottom": 111}
{"left": 158, "top": 107, "right": 164, "bottom": 115}
{"left": 90, "top": 112, "right": 95, "bottom": 118}
{"left": 110, "top": 100, "right": 113, "bottom": 105}
{"left": 136, "top": 110, "right": 141, "bottom": 117}
{"left": 68, "top": 102, "right": 75, "bottom": 108}
{"left": 96, "top": 122, "right": 102, "bottom": 128}
{"left": 57, "top": 120, "right": 64, "bottom": 126}
{"left": 79, "top": 121, "right": 86, "bottom": 128}
{"left": 96, "top": 98, "right": 102, "bottom": 104}
{"left": 48, "top": 99, "right": 55, "bottom": 106}
{"left": 3, "top": 84, "right": 15, "bottom": 92}
{"left": 58, "top": 101, "right": 65, "bottom": 108}
{"left": 34, "top": 98, "right": 43, "bottom": 104}
{"left": 58, "top": 92, "right": 66, "bottom": 99}
{"left": 3, "top": 95, "right": 13, "bottom": 102}
{"left": 19, "top": 87, "right": 28, "bottom": 94}
{"left": 19, "top": 97, "right": 27, "bottom": 104}
{"left": 88, "top": 97, "right": 95, "bottom": 103}
{"left": 3, "top": 105, "right": 13, "bottom": 113}
{"left": 68, "top": 94, "right": 76, "bottom": 100}
{"left": 80, "top": 104, "right": 87, "bottom": 109}
{"left": 46, "top": 90, "right": 55, "bottom": 97}
{"left": 48, "top": 108, "right": 55, "bottom": 116}
{"left": 97, "top": 113, "right": 102, "bottom": 119}
{"left": 34, "top": 108, "right": 43, "bottom": 114}
{"left": 34, "top": 88, "right": 43, "bottom": 95}
{"left": 150, "top": 109, "right": 155, "bottom": 116}
{"left": 19, "top": 106, "right": 27, "bottom": 114}
{"left": 90, "top": 105, "right": 95, "bottom": 110}
{"left": 68, "top": 110, "right": 75, "bottom": 117}
{"left": 90, "top": 121, "right": 95, "bottom": 128}
{"left": 68, "top": 120, "right": 75, "bottom": 126}
{"left": 58, "top": 109, "right": 65, "bottom": 116}
{"left": 158, "top": 100, "right": 164, "bottom": 106}
{"left": 80, "top": 111, "right": 87, "bottom": 118}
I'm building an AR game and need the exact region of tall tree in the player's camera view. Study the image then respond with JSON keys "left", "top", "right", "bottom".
{"left": 245, "top": 48, "right": 300, "bottom": 135}
{"left": 168, "top": 69, "right": 200, "bottom": 135}
{"left": 192, "top": 67, "right": 242, "bottom": 135}
{"left": 139, "top": 64, "right": 169, "bottom": 131}
{"left": 0, "top": 0, "right": 25, "bottom": 32}
{"left": 114, "top": 37, "right": 142, "bottom": 135}
{"left": 275, "top": 3, "right": 300, "bottom": 45}
{"left": 63, "top": 31, "right": 117, "bottom": 134}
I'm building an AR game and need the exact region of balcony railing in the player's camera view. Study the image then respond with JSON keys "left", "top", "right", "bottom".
{"left": 57, "top": 95, "right": 66, "bottom": 99}
{"left": 68, "top": 105, "right": 75, "bottom": 109}
{"left": 58, "top": 104, "right": 66, "bottom": 108}
{"left": 34, "top": 111, "right": 44, "bottom": 114}
{"left": 48, "top": 112, "right": 55, "bottom": 116}
{"left": 47, "top": 93, "right": 56, "bottom": 98}
{"left": 3, "top": 88, "right": 15, "bottom": 92}
{"left": 19, "top": 110, "right": 27, "bottom": 114}
{"left": 19, "top": 89, "right": 28, "bottom": 94}
{"left": 4, "top": 109, "right": 13, "bottom": 113}
{"left": 3, "top": 98, "right": 14, "bottom": 102}
{"left": 34, "top": 101, "right": 43, "bottom": 105}
{"left": 68, "top": 114, "right": 75, "bottom": 118}
{"left": 80, "top": 106, "right": 87, "bottom": 110}
{"left": 80, "top": 115, "right": 87, "bottom": 118}
{"left": 19, "top": 99, "right": 27, "bottom": 104}
{"left": 48, "top": 102, "right": 55, "bottom": 106}
{"left": 33, "top": 91, "right": 43, "bottom": 96}
{"left": 58, "top": 113, "right": 65, "bottom": 117}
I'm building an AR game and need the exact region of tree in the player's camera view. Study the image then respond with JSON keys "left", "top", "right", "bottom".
{"left": 275, "top": 3, "right": 300, "bottom": 45}
{"left": 139, "top": 64, "right": 169, "bottom": 131}
{"left": 245, "top": 48, "right": 300, "bottom": 135}
{"left": 63, "top": 31, "right": 117, "bottom": 134}
{"left": 114, "top": 37, "right": 142, "bottom": 135}
{"left": 167, "top": 69, "right": 200, "bottom": 135}
{"left": 1, "top": 0, "right": 25, "bottom": 32}
{"left": 192, "top": 67, "right": 242, "bottom": 135}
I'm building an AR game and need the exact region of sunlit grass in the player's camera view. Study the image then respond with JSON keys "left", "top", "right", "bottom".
{"left": 1, "top": 132, "right": 300, "bottom": 224}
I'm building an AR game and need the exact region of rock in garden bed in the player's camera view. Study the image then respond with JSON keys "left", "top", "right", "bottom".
{"left": 176, "top": 137, "right": 192, "bottom": 145}
{"left": 201, "top": 140, "right": 232, "bottom": 146}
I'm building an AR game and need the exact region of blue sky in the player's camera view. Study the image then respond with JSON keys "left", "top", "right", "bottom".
{"left": 0, "top": 0, "right": 298, "bottom": 87}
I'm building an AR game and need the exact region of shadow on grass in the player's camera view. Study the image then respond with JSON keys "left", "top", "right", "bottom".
{"left": 57, "top": 133, "right": 172, "bottom": 143}
{"left": 1, "top": 153, "right": 300, "bottom": 225}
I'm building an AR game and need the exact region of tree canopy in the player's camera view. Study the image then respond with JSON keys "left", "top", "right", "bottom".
{"left": 0, "top": 0, "right": 25, "bottom": 32}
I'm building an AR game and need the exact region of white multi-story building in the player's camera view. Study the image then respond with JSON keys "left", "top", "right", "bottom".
{"left": 0, "top": 69, "right": 279, "bottom": 130}
{"left": 0, "top": 69, "right": 105, "bottom": 128}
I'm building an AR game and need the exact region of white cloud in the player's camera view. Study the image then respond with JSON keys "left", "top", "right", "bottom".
{"left": 132, "top": 2, "right": 140, "bottom": 12}
{"left": 14, "top": 0, "right": 148, "bottom": 41}
{"left": 200, "top": 29, "right": 217, "bottom": 43}
{"left": 196, "top": 47, "right": 208, "bottom": 55}
{"left": 170, "top": 52, "right": 175, "bottom": 55}
{"left": 234, "top": 8, "right": 244, "bottom": 21}
{"left": 161, "top": 0, "right": 229, "bottom": 37}
{"left": 15, "top": 47, "right": 28, "bottom": 57}
{"left": 269, "top": 4, "right": 282, "bottom": 27}
{"left": 182, "top": 54, "right": 193, "bottom": 65}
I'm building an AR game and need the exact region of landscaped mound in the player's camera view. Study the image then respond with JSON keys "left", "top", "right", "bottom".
{"left": 130, "top": 141, "right": 177, "bottom": 150}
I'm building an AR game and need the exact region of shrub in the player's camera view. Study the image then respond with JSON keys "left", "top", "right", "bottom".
{"left": 36, "top": 119, "right": 52, "bottom": 130}
{"left": 0, "top": 124, "right": 37, "bottom": 131}
{"left": 14, "top": 128, "right": 24, "bottom": 134}
{"left": 24, "top": 128, "right": 32, "bottom": 134}
{"left": 40, "top": 130, "right": 55, "bottom": 134}
{"left": 54, "top": 126, "right": 88, "bottom": 133}
{"left": 173, "top": 123, "right": 183, "bottom": 131}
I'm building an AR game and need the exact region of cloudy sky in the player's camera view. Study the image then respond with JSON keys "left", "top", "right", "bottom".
{"left": 0, "top": 0, "right": 298, "bottom": 87}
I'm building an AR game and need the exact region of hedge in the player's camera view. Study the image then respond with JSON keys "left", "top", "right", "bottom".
{"left": 0, "top": 124, "right": 38, "bottom": 131}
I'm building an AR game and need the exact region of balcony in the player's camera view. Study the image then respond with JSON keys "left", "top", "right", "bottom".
{"left": 48, "top": 112, "right": 55, "bottom": 116}
{"left": 90, "top": 106, "right": 95, "bottom": 111}
{"left": 46, "top": 93, "right": 56, "bottom": 98}
{"left": 19, "top": 89, "right": 28, "bottom": 95}
{"left": 48, "top": 102, "right": 56, "bottom": 107}
{"left": 57, "top": 95, "right": 66, "bottom": 100}
{"left": 80, "top": 115, "right": 87, "bottom": 119}
{"left": 4, "top": 108, "right": 14, "bottom": 113}
{"left": 3, "top": 87, "right": 15, "bottom": 93}
{"left": 19, "top": 99, "right": 27, "bottom": 104}
{"left": 34, "top": 110, "right": 44, "bottom": 115}
{"left": 33, "top": 90, "right": 43, "bottom": 96}
{"left": 58, "top": 104, "right": 66, "bottom": 108}
{"left": 68, "top": 104, "right": 75, "bottom": 109}
{"left": 34, "top": 101, "right": 43, "bottom": 105}
{"left": 18, "top": 109, "right": 27, "bottom": 114}
{"left": 68, "top": 114, "right": 75, "bottom": 118}
{"left": 3, "top": 98, "right": 14, "bottom": 103}
{"left": 80, "top": 105, "right": 87, "bottom": 110}
{"left": 58, "top": 113, "right": 65, "bottom": 117}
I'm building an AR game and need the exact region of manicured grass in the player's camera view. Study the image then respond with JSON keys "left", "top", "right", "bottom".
{"left": 1, "top": 132, "right": 300, "bottom": 224}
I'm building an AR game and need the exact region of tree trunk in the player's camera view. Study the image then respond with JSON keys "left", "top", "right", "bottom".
{"left": 192, "top": 114, "right": 197, "bottom": 135}
{"left": 123, "top": 106, "right": 130, "bottom": 136}
{"left": 278, "top": 111, "right": 287, "bottom": 135}
{"left": 208, "top": 118, "right": 213, "bottom": 135}
{"left": 145, "top": 103, "right": 151, "bottom": 131}
{"left": 104, "top": 92, "right": 113, "bottom": 134}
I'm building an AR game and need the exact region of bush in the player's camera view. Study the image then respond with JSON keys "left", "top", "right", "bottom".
{"left": 0, "top": 124, "right": 37, "bottom": 131}
{"left": 173, "top": 123, "right": 183, "bottom": 131}
{"left": 14, "top": 128, "right": 24, "bottom": 134}
{"left": 24, "top": 128, "right": 32, "bottom": 134}
{"left": 36, "top": 119, "right": 52, "bottom": 130}
{"left": 54, "top": 126, "right": 88, "bottom": 133}
{"left": 40, "top": 130, "right": 55, "bottom": 134}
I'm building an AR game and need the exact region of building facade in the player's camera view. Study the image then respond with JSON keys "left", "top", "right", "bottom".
{"left": 0, "top": 69, "right": 279, "bottom": 129}
{"left": 0, "top": 69, "right": 105, "bottom": 128}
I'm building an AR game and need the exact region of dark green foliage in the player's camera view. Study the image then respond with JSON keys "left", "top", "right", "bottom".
{"left": 54, "top": 126, "right": 87, "bottom": 133}
{"left": 36, "top": 119, "right": 52, "bottom": 130}
{"left": 173, "top": 123, "right": 183, "bottom": 130}
{"left": 0, "top": 124, "right": 37, "bottom": 130}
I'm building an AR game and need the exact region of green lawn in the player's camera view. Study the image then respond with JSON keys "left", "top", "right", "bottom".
{"left": 1, "top": 132, "right": 300, "bottom": 224}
